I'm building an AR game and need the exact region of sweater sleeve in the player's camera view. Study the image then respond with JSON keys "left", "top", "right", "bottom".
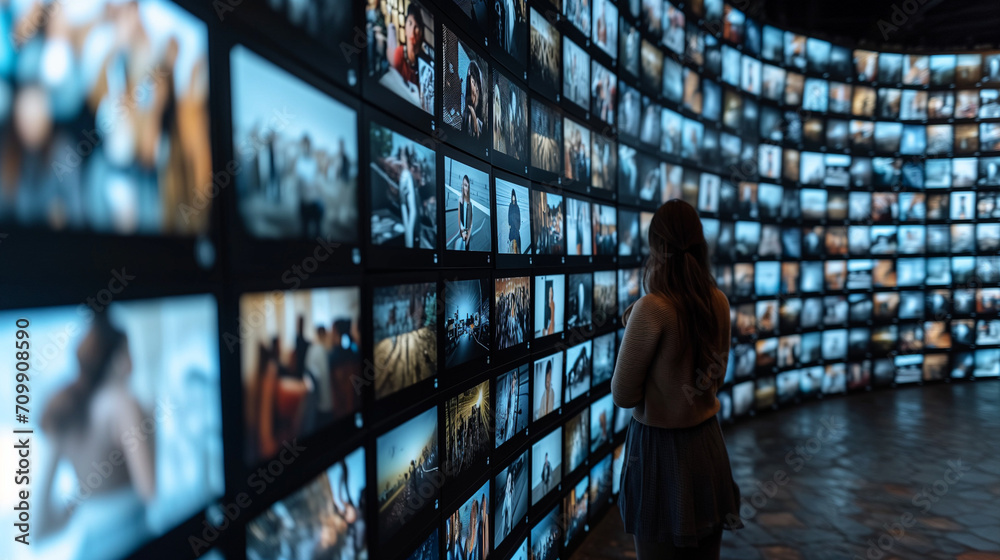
{"left": 611, "top": 295, "right": 664, "bottom": 408}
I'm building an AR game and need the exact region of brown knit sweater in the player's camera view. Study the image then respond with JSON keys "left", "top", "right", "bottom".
{"left": 611, "top": 289, "right": 732, "bottom": 429}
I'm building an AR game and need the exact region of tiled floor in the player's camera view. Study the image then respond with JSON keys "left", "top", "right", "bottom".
{"left": 571, "top": 382, "right": 1000, "bottom": 560}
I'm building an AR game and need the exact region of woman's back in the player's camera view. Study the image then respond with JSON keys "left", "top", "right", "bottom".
{"left": 611, "top": 287, "right": 731, "bottom": 429}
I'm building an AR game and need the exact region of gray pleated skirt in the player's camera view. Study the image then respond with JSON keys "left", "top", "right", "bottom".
{"left": 618, "top": 415, "right": 744, "bottom": 546}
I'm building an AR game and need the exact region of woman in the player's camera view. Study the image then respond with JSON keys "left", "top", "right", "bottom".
{"left": 612, "top": 199, "right": 742, "bottom": 559}
{"left": 397, "top": 147, "right": 419, "bottom": 248}
{"left": 464, "top": 61, "right": 485, "bottom": 138}
{"left": 38, "top": 312, "right": 155, "bottom": 559}
{"left": 457, "top": 175, "right": 474, "bottom": 250}
{"left": 545, "top": 284, "right": 555, "bottom": 335}
{"left": 391, "top": 3, "right": 428, "bottom": 87}
{"left": 507, "top": 189, "right": 521, "bottom": 253}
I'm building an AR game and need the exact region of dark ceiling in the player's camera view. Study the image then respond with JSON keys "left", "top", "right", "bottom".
{"left": 753, "top": 0, "right": 1000, "bottom": 51}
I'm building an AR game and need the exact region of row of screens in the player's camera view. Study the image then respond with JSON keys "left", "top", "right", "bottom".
{"left": 285, "top": 0, "right": 1000, "bottom": 89}
{"left": 721, "top": 350, "right": 1000, "bottom": 420}
{"left": 9, "top": 290, "right": 997, "bottom": 559}
{"left": 729, "top": 322, "right": 1000, "bottom": 366}
{"left": 6, "top": 0, "right": 1000, "bottom": 242}
{"left": 718, "top": 259, "right": 1000, "bottom": 296}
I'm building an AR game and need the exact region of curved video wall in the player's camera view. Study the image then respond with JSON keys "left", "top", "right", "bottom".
{"left": 0, "top": 0, "right": 998, "bottom": 559}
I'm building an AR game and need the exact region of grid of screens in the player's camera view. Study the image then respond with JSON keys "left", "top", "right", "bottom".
{"left": 2, "top": 0, "right": 998, "bottom": 558}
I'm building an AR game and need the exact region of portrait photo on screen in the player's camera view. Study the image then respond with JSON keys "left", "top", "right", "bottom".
{"left": 533, "top": 351, "right": 564, "bottom": 420}
{"left": 0, "top": 297, "right": 223, "bottom": 559}
{"left": 445, "top": 379, "right": 491, "bottom": 478}
{"left": 372, "top": 282, "right": 438, "bottom": 399}
{"left": 496, "top": 364, "right": 530, "bottom": 447}
{"left": 247, "top": 446, "right": 366, "bottom": 560}
{"left": 365, "top": 0, "right": 434, "bottom": 114}
{"left": 531, "top": 428, "right": 563, "bottom": 504}
{"left": 534, "top": 274, "right": 566, "bottom": 338}
{"left": 241, "top": 287, "right": 362, "bottom": 465}
{"left": 376, "top": 406, "right": 438, "bottom": 545}
{"left": 444, "top": 278, "right": 490, "bottom": 368}
{"left": 496, "top": 176, "right": 531, "bottom": 256}
{"left": 566, "top": 340, "right": 593, "bottom": 402}
{"left": 442, "top": 26, "right": 491, "bottom": 152}
{"left": 444, "top": 156, "right": 492, "bottom": 253}
{"left": 494, "top": 451, "right": 529, "bottom": 546}
{"left": 532, "top": 189, "right": 566, "bottom": 255}
{"left": 530, "top": 8, "right": 561, "bottom": 96}
{"left": 531, "top": 99, "right": 564, "bottom": 174}
{"left": 0, "top": 0, "right": 210, "bottom": 235}
{"left": 369, "top": 120, "right": 438, "bottom": 249}
{"left": 493, "top": 69, "right": 530, "bottom": 165}
{"left": 232, "top": 46, "right": 358, "bottom": 242}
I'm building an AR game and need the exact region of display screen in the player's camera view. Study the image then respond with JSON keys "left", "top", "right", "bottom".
{"left": 376, "top": 406, "right": 439, "bottom": 545}
{"left": 372, "top": 283, "right": 438, "bottom": 399}
{"left": 494, "top": 450, "right": 529, "bottom": 546}
{"left": 366, "top": 0, "right": 435, "bottom": 114}
{"left": 0, "top": 296, "right": 222, "bottom": 558}
{"left": 533, "top": 351, "right": 564, "bottom": 420}
{"left": 247, "top": 446, "right": 366, "bottom": 559}
{"left": 531, "top": 427, "right": 563, "bottom": 504}
{"left": 369, "top": 120, "right": 438, "bottom": 249}
{"left": 0, "top": 0, "right": 210, "bottom": 235}
{"left": 444, "top": 156, "right": 492, "bottom": 252}
{"left": 444, "top": 480, "right": 490, "bottom": 560}
{"left": 232, "top": 46, "right": 357, "bottom": 242}
{"left": 445, "top": 379, "right": 491, "bottom": 478}
{"left": 534, "top": 274, "right": 566, "bottom": 337}
{"left": 240, "top": 287, "right": 361, "bottom": 465}
{"left": 444, "top": 278, "right": 490, "bottom": 368}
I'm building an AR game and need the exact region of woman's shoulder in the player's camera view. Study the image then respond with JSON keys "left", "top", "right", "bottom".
{"left": 628, "top": 293, "right": 676, "bottom": 322}
{"left": 711, "top": 287, "right": 731, "bottom": 310}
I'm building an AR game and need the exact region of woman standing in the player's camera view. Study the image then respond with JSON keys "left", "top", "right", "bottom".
{"left": 507, "top": 190, "right": 521, "bottom": 253}
{"left": 612, "top": 199, "right": 742, "bottom": 559}
{"left": 464, "top": 62, "right": 485, "bottom": 138}
{"left": 458, "top": 175, "right": 474, "bottom": 250}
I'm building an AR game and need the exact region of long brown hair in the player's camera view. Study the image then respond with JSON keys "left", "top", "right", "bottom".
{"left": 641, "top": 199, "right": 722, "bottom": 376}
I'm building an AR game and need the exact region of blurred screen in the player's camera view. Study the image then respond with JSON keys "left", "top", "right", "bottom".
{"left": 0, "top": 0, "right": 210, "bottom": 235}
{"left": 0, "top": 295, "right": 222, "bottom": 559}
